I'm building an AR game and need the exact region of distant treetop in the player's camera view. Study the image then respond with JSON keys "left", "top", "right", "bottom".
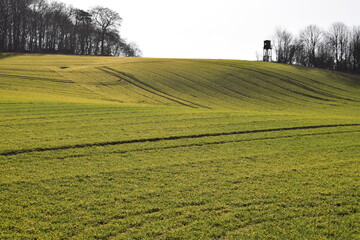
{"left": 271, "top": 23, "right": 360, "bottom": 73}
{"left": 0, "top": 0, "right": 142, "bottom": 57}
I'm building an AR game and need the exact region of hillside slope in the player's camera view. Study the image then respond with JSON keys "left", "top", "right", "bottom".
{"left": 1, "top": 54, "right": 360, "bottom": 112}
{"left": 1, "top": 54, "right": 360, "bottom": 239}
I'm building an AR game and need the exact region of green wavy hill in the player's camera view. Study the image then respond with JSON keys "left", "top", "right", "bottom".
{"left": 1, "top": 54, "right": 360, "bottom": 239}
{"left": 1, "top": 54, "right": 359, "bottom": 112}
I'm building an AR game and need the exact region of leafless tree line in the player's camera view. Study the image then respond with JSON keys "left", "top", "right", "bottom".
{"left": 273, "top": 22, "right": 360, "bottom": 73}
{"left": 0, "top": 0, "right": 142, "bottom": 57}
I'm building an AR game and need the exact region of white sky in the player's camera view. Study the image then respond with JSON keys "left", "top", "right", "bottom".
{"left": 60, "top": 0, "right": 360, "bottom": 60}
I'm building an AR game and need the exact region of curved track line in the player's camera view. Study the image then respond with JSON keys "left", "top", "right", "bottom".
{"left": 107, "top": 129, "right": 360, "bottom": 155}
{"left": 198, "top": 64, "right": 319, "bottom": 105}
{"left": 193, "top": 60, "right": 355, "bottom": 103}
{"left": 139, "top": 67, "right": 230, "bottom": 108}
{"left": 1, "top": 124, "right": 359, "bottom": 156}
{"left": 0, "top": 73, "right": 73, "bottom": 83}
{"left": 99, "top": 67, "right": 210, "bottom": 109}
{"left": 107, "top": 67, "right": 211, "bottom": 109}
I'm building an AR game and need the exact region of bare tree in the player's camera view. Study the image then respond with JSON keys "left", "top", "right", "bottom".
{"left": 0, "top": 0, "right": 33, "bottom": 52}
{"left": 0, "top": 0, "right": 10, "bottom": 51}
{"left": 91, "top": 6, "right": 122, "bottom": 56}
{"left": 0, "top": 0, "right": 140, "bottom": 57}
{"left": 299, "top": 25, "right": 323, "bottom": 67}
{"left": 265, "top": 22, "right": 358, "bottom": 72}
{"left": 128, "top": 42, "right": 142, "bottom": 57}
{"left": 29, "top": 0, "right": 48, "bottom": 52}
{"left": 349, "top": 26, "right": 360, "bottom": 72}
{"left": 274, "top": 27, "right": 294, "bottom": 64}
{"left": 71, "top": 8, "right": 92, "bottom": 54}
{"left": 327, "top": 22, "right": 350, "bottom": 70}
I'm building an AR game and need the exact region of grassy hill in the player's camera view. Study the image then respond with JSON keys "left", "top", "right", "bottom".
{"left": 1, "top": 54, "right": 359, "bottom": 239}
{"left": 1, "top": 54, "right": 360, "bottom": 111}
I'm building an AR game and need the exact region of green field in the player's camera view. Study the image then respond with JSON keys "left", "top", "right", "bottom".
{"left": 1, "top": 54, "right": 360, "bottom": 239}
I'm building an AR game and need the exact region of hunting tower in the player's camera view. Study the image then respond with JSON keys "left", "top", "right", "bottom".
{"left": 263, "top": 40, "right": 272, "bottom": 62}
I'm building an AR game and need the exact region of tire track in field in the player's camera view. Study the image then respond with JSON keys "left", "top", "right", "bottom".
{"left": 104, "top": 67, "right": 211, "bottom": 108}
{"left": 99, "top": 67, "right": 210, "bottom": 109}
{"left": 228, "top": 67, "right": 332, "bottom": 102}
{"left": 0, "top": 72, "right": 73, "bottom": 83}
{"left": 192, "top": 62, "right": 323, "bottom": 106}
{"left": 147, "top": 62, "right": 284, "bottom": 106}
{"left": 257, "top": 67, "right": 360, "bottom": 102}
{"left": 142, "top": 66, "right": 240, "bottom": 108}
{"left": 234, "top": 62, "right": 360, "bottom": 102}
{"left": 194, "top": 59, "right": 349, "bottom": 93}
{"left": 110, "top": 129, "right": 360, "bottom": 155}
{"left": 1, "top": 124, "right": 359, "bottom": 156}
{"left": 191, "top": 60, "right": 351, "bottom": 103}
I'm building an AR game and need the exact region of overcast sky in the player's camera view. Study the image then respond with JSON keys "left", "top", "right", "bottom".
{"left": 60, "top": 0, "right": 360, "bottom": 60}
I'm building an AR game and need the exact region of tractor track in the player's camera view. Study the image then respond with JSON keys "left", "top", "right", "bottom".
{"left": 102, "top": 129, "right": 360, "bottom": 156}
{"left": 99, "top": 67, "right": 210, "bottom": 109}
{"left": 1, "top": 123, "right": 359, "bottom": 156}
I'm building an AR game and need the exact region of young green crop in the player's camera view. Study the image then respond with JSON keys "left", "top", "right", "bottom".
{"left": 0, "top": 54, "right": 359, "bottom": 239}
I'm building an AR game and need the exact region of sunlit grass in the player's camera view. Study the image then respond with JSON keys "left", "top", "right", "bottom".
{"left": 0, "top": 54, "right": 359, "bottom": 239}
